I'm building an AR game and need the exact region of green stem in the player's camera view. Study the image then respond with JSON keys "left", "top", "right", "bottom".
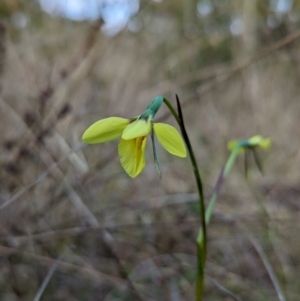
{"left": 163, "top": 98, "right": 181, "bottom": 124}
{"left": 163, "top": 97, "right": 206, "bottom": 300}
{"left": 198, "top": 146, "right": 240, "bottom": 243}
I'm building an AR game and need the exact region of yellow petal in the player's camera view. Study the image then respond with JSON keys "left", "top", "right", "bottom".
{"left": 260, "top": 138, "right": 271, "bottom": 149}
{"left": 248, "top": 135, "right": 264, "bottom": 146}
{"left": 122, "top": 119, "right": 151, "bottom": 140}
{"left": 154, "top": 123, "right": 186, "bottom": 157}
{"left": 82, "top": 117, "right": 129, "bottom": 144}
{"left": 248, "top": 135, "right": 271, "bottom": 149}
{"left": 118, "top": 137, "right": 147, "bottom": 178}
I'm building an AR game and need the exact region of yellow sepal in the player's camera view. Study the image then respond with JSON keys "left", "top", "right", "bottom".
{"left": 82, "top": 117, "right": 129, "bottom": 144}
{"left": 154, "top": 123, "right": 186, "bottom": 157}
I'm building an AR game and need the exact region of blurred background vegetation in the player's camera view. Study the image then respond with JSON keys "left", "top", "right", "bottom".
{"left": 0, "top": 0, "right": 300, "bottom": 300}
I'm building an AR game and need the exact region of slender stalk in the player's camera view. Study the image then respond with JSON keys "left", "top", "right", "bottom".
{"left": 163, "top": 98, "right": 181, "bottom": 124}
{"left": 199, "top": 142, "right": 271, "bottom": 245}
{"left": 163, "top": 96, "right": 206, "bottom": 300}
{"left": 198, "top": 146, "right": 240, "bottom": 244}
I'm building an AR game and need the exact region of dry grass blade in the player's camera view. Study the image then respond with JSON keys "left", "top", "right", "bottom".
{"left": 0, "top": 245, "right": 128, "bottom": 286}
{"left": 248, "top": 235, "right": 286, "bottom": 301}
{"left": 206, "top": 275, "right": 242, "bottom": 301}
{"left": 33, "top": 254, "right": 64, "bottom": 301}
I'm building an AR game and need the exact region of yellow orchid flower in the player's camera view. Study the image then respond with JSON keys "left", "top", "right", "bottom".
{"left": 227, "top": 135, "right": 271, "bottom": 175}
{"left": 228, "top": 135, "right": 271, "bottom": 152}
{"left": 82, "top": 97, "right": 186, "bottom": 178}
